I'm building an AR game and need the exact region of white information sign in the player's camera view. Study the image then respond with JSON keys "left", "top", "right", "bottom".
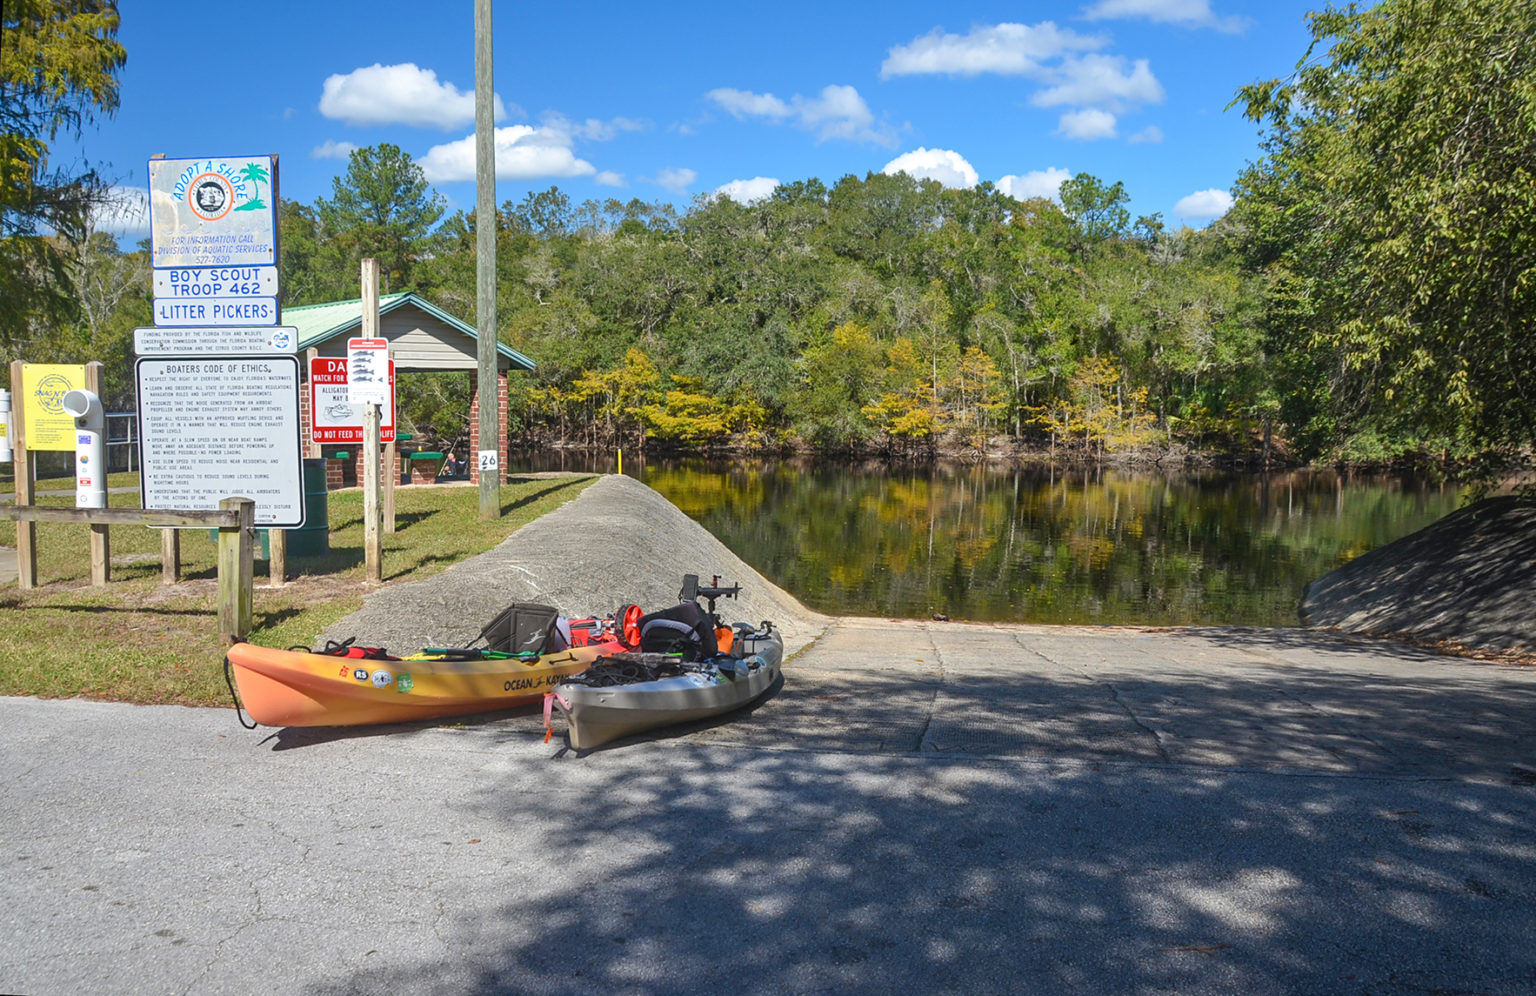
{"left": 149, "top": 155, "right": 277, "bottom": 269}
{"left": 346, "top": 338, "right": 389, "bottom": 405}
{"left": 135, "top": 355, "right": 306, "bottom": 527}
{"left": 154, "top": 297, "right": 277, "bottom": 327}
{"left": 310, "top": 357, "right": 395, "bottom": 444}
{"left": 135, "top": 325, "right": 297, "bottom": 356}
{"left": 153, "top": 266, "right": 278, "bottom": 298}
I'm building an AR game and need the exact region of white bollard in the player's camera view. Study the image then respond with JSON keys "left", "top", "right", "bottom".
{"left": 61, "top": 388, "right": 106, "bottom": 508}
{"left": 0, "top": 388, "right": 12, "bottom": 464}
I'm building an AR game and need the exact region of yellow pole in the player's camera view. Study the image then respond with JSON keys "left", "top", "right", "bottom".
{"left": 617, "top": 448, "right": 623, "bottom": 476}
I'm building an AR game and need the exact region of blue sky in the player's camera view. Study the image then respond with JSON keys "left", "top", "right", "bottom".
{"left": 75, "top": 0, "right": 1321, "bottom": 239}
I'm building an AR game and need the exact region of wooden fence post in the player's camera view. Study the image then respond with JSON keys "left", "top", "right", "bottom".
{"left": 161, "top": 527, "right": 180, "bottom": 583}
{"left": 217, "top": 497, "right": 254, "bottom": 643}
{"left": 269, "top": 525, "right": 286, "bottom": 587}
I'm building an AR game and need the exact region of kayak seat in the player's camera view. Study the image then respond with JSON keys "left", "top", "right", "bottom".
{"left": 481, "top": 602, "right": 567, "bottom": 655}
{"left": 636, "top": 602, "right": 718, "bottom": 661}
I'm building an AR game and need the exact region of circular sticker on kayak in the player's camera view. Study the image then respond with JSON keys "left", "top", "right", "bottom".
{"left": 352, "top": 668, "right": 369, "bottom": 682}
{"left": 371, "top": 669, "right": 394, "bottom": 688}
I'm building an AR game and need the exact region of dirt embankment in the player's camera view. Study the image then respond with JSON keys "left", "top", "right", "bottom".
{"left": 319, "top": 475, "right": 829, "bottom": 656}
{"left": 1301, "top": 496, "right": 1536, "bottom": 653}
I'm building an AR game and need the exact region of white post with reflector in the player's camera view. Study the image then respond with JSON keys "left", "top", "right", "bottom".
{"left": 61, "top": 388, "right": 106, "bottom": 508}
{"left": 0, "top": 388, "right": 12, "bottom": 463}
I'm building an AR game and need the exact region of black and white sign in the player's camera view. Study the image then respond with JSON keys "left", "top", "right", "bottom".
{"left": 346, "top": 338, "right": 389, "bottom": 406}
{"left": 135, "top": 355, "right": 306, "bottom": 527}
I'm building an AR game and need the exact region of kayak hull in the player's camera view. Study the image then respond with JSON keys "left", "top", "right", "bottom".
{"left": 227, "top": 641, "right": 619, "bottom": 728}
{"left": 553, "top": 628, "right": 784, "bottom": 750}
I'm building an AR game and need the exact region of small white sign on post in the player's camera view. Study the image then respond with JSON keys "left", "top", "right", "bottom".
{"left": 346, "top": 338, "right": 389, "bottom": 406}
{"left": 135, "top": 325, "right": 296, "bottom": 356}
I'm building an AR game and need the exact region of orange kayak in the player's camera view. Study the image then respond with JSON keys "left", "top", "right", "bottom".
{"left": 226, "top": 640, "right": 623, "bottom": 728}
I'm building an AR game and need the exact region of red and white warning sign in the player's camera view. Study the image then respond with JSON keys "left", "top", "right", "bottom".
{"left": 309, "top": 356, "right": 395, "bottom": 444}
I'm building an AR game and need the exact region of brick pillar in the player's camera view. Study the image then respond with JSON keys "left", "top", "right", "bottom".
{"left": 467, "top": 370, "right": 509, "bottom": 485}
{"left": 498, "top": 372, "right": 509, "bottom": 478}
{"left": 299, "top": 372, "right": 317, "bottom": 459}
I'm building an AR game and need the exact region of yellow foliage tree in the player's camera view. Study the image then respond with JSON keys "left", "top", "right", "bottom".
{"left": 1026, "top": 354, "right": 1159, "bottom": 459}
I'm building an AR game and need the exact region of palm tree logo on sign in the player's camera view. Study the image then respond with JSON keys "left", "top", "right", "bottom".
{"left": 235, "top": 161, "right": 269, "bottom": 212}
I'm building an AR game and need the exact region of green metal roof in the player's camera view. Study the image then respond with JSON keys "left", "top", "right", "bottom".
{"left": 281, "top": 291, "right": 535, "bottom": 370}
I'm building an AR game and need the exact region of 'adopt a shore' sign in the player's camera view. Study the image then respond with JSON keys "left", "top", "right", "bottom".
{"left": 148, "top": 155, "right": 276, "bottom": 270}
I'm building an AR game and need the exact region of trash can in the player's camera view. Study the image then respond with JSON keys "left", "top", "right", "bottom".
{"left": 286, "top": 457, "right": 330, "bottom": 557}
{"left": 206, "top": 459, "right": 329, "bottom": 557}
{"left": 208, "top": 527, "right": 270, "bottom": 557}
{"left": 396, "top": 432, "right": 413, "bottom": 486}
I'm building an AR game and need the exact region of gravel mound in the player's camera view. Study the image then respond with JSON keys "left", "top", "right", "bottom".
{"left": 1301, "top": 495, "right": 1536, "bottom": 651}
{"left": 318, "top": 475, "right": 829, "bottom": 657}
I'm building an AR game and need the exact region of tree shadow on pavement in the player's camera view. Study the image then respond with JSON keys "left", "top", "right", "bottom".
{"left": 305, "top": 652, "right": 1536, "bottom": 995}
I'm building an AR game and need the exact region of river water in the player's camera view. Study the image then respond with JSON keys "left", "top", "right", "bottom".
{"left": 509, "top": 455, "right": 1466, "bottom": 626}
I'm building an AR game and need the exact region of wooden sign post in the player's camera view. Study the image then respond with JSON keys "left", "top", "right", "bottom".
{"left": 357, "top": 259, "right": 384, "bottom": 584}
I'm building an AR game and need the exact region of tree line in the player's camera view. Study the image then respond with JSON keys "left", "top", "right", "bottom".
{"left": 5, "top": 0, "right": 1531, "bottom": 474}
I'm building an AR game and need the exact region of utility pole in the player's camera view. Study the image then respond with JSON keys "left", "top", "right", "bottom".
{"left": 474, "top": 0, "right": 499, "bottom": 519}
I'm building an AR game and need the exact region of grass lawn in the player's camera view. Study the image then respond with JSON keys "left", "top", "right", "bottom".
{"left": 0, "top": 474, "right": 598, "bottom": 707}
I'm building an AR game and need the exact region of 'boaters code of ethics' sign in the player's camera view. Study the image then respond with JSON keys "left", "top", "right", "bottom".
{"left": 148, "top": 155, "right": 276, "bottom": 269}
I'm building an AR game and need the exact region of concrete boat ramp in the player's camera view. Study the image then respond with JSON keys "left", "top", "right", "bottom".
{"left": 3, "top": 477, "right": 1535, "bottom": 994}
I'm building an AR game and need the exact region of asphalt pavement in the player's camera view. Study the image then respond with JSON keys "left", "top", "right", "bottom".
{"left": 3, "top": 619, "right": 1534, "bottom": 995}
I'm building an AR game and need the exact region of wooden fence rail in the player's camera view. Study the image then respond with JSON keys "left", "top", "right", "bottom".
{"left": 3, "top": 498, "right": 256, "bottom": 642}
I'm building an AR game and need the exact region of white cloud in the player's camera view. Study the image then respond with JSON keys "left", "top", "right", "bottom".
{"left": 1056, "top": 108, "right": 1119, "bottom": 140}
{"left": 881, "top": 147, "right": 978, "bottom": 189}
{"left": 419, "top": 125, "right": 595, "bottom": 182}
{"left": 706, "top": 84, "right": 894, "bottom": 145}
{"left": 707, "top": 88, "right": 793, "bottom": 119}
{"left": 879, "top": 22, "right": 1163, "bottom": 142}
{"left": 319, "top": 63, "right": 509, "bottom": 129}
{"left": 1081, "top": 0, "right": 1249, "bottom": 33}
{"left": 312, "top": 139, "right": 357, "bottom": 159}
{"left": 997, "top": 168, "right": 1072, "bottom": 202}
{"left": 654, "top": 167, "right": 697, "bottom": 193}
{"left": 544, "top": 114, "right": 647, "bottom": 142}
{"left": 880, "top": 22, "right": 1103, "bottom": 78}
{"left": 714, "top": 177, "right": 780, "bottom": 203}
{"left": 1173, "top": 188, "right": 1234, "bottom": 220}
{"left": 1030, "top": 54, "right": 1164, "bottom": 110}
{"left": 595, "top": 171, "right": 627, "bottom": 187}
{"left": 1128, "top": 124, "right": 1164, "bottom": 143}
{"left": 89, "top": 186, "right": 149, "bottom": 238}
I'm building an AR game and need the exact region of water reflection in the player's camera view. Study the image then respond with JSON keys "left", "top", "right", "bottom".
{"left": 508, "top": 455, "right": 1465, "bottom": 625}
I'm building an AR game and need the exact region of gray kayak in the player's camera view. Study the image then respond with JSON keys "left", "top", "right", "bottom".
{"left": 548, "top": 624, "right": 784, "bottom": 750}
